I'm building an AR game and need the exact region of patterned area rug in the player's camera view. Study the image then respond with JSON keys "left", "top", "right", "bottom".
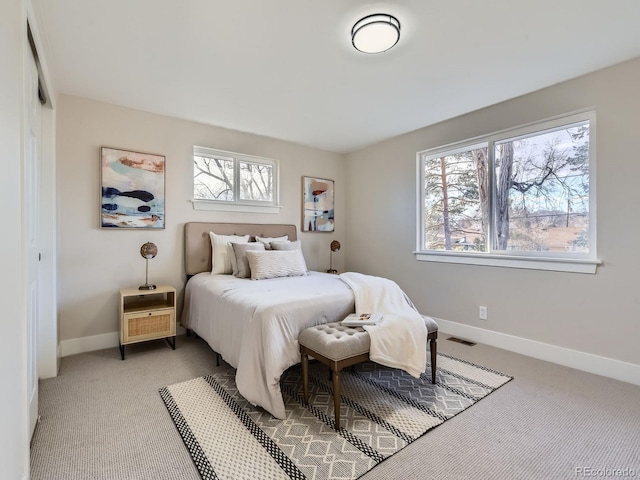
{"left": 160, "top": 353, "right": 512, "bottom": 480}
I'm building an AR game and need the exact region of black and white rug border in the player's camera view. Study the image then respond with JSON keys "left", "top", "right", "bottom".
{"left": 159, "top": 386, "right": 218, "bottom": 480}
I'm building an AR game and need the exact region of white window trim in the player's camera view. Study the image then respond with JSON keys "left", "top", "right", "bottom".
{"left": 192, "top": 146, "right": 281, "bottom": 213}
{"left": 191, "top": 200, "right": 281, "bottom": 214}
{"left": 415, "top": 109, "right": 600, "bottom": 274}
{"left": 414, "top": 251, "right": 600, "bottom": 274}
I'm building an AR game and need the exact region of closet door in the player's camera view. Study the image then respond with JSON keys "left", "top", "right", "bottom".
{"left": 25, "top": 37, "right": 42, "bottom": 439}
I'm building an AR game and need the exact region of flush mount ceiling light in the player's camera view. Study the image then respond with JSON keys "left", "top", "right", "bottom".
{"left": 351, "top": 13, "right": 401, "bottom": 54}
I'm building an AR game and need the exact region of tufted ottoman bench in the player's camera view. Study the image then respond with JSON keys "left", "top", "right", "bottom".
{"left": 299, "top": 322, "right": 370, "bottom": 430}
{"left": 299, "top": 316, "right": 438, "bottom": 430}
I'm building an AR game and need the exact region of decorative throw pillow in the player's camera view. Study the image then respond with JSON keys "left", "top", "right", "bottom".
{"left": 269, "top": 240, "right": 297, "bottom": 250}
{"left": 255, "top": 235, "right": 288, "bottom": 250}
{"left": 245, "top": 250, "right": 307, "bottom": 280}
{"left": 209, "top": 232, "right": 250, "bottom": 274}
{"left": 229, "top": 244, "right": 239, "bottom": 276}
{"left": 231, "top": 242, "right": 265, "bottom": 278}
{"left": 270, "top": 240, "right": 308, "bottom": 271}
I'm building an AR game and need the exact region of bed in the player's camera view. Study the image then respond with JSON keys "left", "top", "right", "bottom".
{"left": 181, "top": 222, "right": 355, "bottom": 419}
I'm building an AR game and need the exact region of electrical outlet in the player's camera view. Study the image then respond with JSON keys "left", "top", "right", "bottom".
{"left": 479, "top": 306, "right": 488, "bottom": 320}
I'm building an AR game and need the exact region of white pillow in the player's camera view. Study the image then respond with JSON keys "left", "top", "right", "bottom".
{"left": 246, "top": 250, "right": 307, "bottom": 280}
{"left": 255, "top": 235, "right": 288, "bottom": 250}
{"left": 270, "top": 240, "right": 308, "bottom": 271}
{"left": 209, "top": 232, "right": 250, "bottom": 274}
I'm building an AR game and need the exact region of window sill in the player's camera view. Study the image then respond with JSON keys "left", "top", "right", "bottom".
{"left": 191, "top": 200, "right": 281, "bottom": 214}
{"left": 414, "top": 251, "right": 600, "bottom": 274}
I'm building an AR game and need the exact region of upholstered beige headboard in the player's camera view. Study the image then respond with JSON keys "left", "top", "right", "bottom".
{"left": 184, "top": 222, "right": 298, "bottom": 276}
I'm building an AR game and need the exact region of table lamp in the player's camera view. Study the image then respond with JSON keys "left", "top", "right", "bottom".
{"left": 139, "top": 241, "right": 158, "bottom": 290}
{"left": 327, "top": 240, "right": 340, "bottom": 274}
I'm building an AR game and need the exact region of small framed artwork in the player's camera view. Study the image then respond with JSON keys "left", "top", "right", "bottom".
{"left": 302, "top": 176, "right": 334, "bottom": 232}
{"left": 100, "top": 147, "right": 165, "bottom": 229}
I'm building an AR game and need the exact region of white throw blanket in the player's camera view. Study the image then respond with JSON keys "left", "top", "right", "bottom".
{"left": 339, "top": 272, "right": 427, "bottom": 377}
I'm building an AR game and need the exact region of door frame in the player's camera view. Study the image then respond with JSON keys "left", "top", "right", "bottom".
{"left": 27, "top": 4, "right": 58, "bottom": 382}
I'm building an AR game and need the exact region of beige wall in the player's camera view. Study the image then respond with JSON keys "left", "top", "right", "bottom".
{"left": 345, "top": 57, "right": 640, "bottom": 366}
{"left": 57, "top": 95, "right": 346, "bottom": 342}
{"left": 58, "top": 57, "right": 640, "bottom": 370}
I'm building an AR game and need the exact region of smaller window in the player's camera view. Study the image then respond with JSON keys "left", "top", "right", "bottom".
{"left": 192, "top": 146, "right": 280, "bottom": 213}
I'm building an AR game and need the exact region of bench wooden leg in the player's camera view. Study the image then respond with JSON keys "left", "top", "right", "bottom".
{"left": 332, "top": 368, "right": 341, "bottom": 430}
{"left": 301, "top": 352, "right": 309, "bottom": 404}
{"left": 298, "top": 336, "right": 369, "bottom": 431}
{"left": 429, "top": 334, "right": 437, "bottom": 384}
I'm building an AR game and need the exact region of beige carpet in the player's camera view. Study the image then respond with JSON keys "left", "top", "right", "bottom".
{"left": 30, "top": 335, "right": 640, "bottom": 479}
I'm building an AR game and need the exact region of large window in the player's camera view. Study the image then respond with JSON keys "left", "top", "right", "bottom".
{"left": 192, "top": 146, "right": 280, "bottom": 213}
{"left": 417, "top": 111, "right": 598, "bottom": 273}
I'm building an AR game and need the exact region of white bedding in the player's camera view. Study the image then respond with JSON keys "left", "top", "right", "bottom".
{"left": 181, "top": 271, "right": 355, "bottom": 419}
{"left": 339, "top": 272, "right": 427, "bottom": 377}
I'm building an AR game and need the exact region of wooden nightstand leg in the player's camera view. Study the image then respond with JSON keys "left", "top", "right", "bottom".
{"left": 165, "top": 337, "right": 176, "bottom": 350}
{"left": 119, "top": 343, "right": 125, "bottom": 361}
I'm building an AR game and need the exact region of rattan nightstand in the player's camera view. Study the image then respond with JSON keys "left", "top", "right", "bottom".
{"left": 119, "top": 285, "right": 176, "bottom": 360}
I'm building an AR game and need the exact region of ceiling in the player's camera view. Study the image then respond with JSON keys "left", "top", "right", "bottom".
{"left": 33, "top": 1, "right": 640, "bottom": 154}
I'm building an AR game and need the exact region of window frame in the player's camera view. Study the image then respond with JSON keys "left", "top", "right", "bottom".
{"left": 192, "top": 146, "right": 281, "bottom": 214}
{"left": 415, "top": 110, "right": 600, "bottom": 274}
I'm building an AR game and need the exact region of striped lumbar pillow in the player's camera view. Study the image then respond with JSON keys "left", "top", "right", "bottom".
{"left": 245, "top": 250, "right": 307, "bottom": 280}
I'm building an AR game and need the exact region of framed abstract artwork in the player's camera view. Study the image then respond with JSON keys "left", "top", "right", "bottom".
{"left": 302, "top": 176, "right": 334, "bottom": 232}
{"left": 100, "top": 147, "right": 165, "bottom": 229}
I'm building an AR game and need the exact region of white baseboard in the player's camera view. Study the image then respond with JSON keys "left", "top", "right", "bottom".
{"left": 60, "top": 326, "right": 188, "bottom": 358}
{"left": 436, "top": 318, "right": 640, "bottom": 387}
{"left": 60, "top": 322, "right": 639, "bottom": 386}
{"left": 60, "top": 332, "right": 120, "bottom": 357}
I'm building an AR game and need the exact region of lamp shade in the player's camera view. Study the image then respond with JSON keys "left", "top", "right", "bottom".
{"left": 140, "top": 242, "right": 157, "bottom": 259}
{"left": 352, "top": 14, "right": 401, "bottom": 54}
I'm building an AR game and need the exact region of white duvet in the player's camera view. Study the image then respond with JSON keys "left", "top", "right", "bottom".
{"left": 181, "top": 272, "right": 355, "bottom": 419}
